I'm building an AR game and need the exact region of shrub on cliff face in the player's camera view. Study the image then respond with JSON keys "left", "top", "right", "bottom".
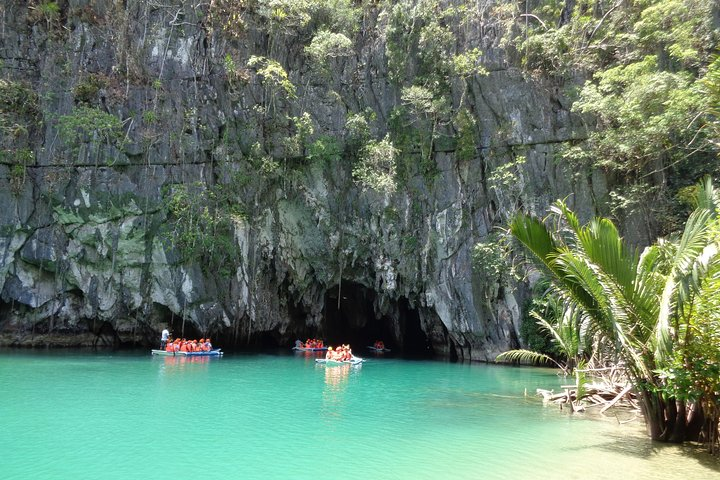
{"left": 305, "top": 30, "right": 352, "bottom": 63}
{"left": 57, "top": 106, "right": 124, "bottom": 157}
{"left": 0, "top": 79, "right": 40, "bottom": 144}
{"left": 247, "top": 55, "right": 296, "bottom": 99}
{"left": 352, "top": 135, "right": 398, "bottom": 194}
{"left": 471, "top": 231, "right": 515, "bottom": 288}
{"left": 163, "top": 183, "right": 244, "bottom": 278}
{"left": 208, "top": 0, "right": 360, "bottom": 44}
{"left": 0, "top": 79, "right": 39, "bottom": 117}
{"left": 73, "top": 74, "right": 107, "bottom": 106}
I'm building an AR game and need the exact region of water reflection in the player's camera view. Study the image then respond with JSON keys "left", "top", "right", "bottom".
{"left": 165, "top": 355, "right": 210, "bottom": 365}
{"left": 155, "top": 354, "right": 217, "bottom": 377}
{"left": 324, "top": 364, "right": 351, "bottom": 390}
{"left": 319, "top": 364, "right": 356, "bottom": 425}
{"left": 293, "top": 349, "right": 325, "bottom": 366}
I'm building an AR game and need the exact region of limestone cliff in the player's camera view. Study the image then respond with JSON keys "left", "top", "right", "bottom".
{"left": 0, "top": 0, "right": 625, "bottom": 359}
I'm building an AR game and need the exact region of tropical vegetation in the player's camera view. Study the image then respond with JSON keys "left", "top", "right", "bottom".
{"left": 506, "top": 0, "right": 719, "bottom": 232}
{"left": 506, "top": 177, "right": 720, "bottom": 450}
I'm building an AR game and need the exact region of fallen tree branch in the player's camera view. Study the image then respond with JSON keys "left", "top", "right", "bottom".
{"left": 600, "top": 384, "right": 634, "bottom": 414}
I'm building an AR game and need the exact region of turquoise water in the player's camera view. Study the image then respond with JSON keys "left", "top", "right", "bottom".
{"left": 1, "top": 350, "right": 718, "bottom": 479}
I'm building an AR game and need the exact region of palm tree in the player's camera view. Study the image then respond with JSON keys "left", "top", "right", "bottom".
{"left": 495, "top": 293, "right": 590, "bottom": 375}
{"left": 509, "top": 177, "right": 720, "bottom": 444}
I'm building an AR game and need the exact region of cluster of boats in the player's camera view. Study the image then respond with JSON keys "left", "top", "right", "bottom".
{"left": 293, "top": 339, "right": 391, "bottom": 366}
{"left": 150, "top": 337, "right": 388, "bottom": 363}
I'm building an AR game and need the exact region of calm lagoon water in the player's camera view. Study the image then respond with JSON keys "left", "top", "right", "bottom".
{"left": 1, "top": 350, "right": 718, "bottom": 479}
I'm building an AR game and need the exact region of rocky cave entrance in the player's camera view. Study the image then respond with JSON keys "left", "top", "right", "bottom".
{"left": 322, "top": 281, "right": 433, "bottom": 358}
{"left": 396, "top": 297, "right": 434, "bottom": 358}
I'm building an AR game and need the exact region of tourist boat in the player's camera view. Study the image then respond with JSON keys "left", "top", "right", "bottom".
{"left": 367, "top": 346, "right": 391, "bottom": 352}
{"left": 292, "top": 346, "right": 328, "bottom": 352}
{"left": 151, "top": 349, "right": 223, "bottom": 357}
{"left": 315, "top": 357, "right": 364, "bottom": 366}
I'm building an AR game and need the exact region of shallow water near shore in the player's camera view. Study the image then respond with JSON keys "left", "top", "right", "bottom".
{"left": 1, "top": 349, "right": 718, "bottom": 479}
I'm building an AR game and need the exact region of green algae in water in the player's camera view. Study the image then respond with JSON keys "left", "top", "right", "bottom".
{"left": 1, "top": 350, "right": 718, "bottom": 479}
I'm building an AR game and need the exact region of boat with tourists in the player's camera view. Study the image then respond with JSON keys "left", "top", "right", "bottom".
{"left": 367, "top": 340, "right": 390, "bottom": 352}
{"left": 292, "top": 339, "right": 327, "bottom": 351}
{"left": 367, "top": 346, "right": 391, "bottom": 352}
{"left": 316, "top": 344, "right": 363, "bottom": 365}
{"left": 153, "top": 338, "right": 221, "bottom": 356}
{"left": 293, "top": 346, "right": 328, "bottom": 351}
{"left": 151, "top": 349, "right": 223, "bottom": 357}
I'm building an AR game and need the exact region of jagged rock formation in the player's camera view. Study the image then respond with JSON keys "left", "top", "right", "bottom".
{"left": 0, "top": 0, "right": 628, "bottom": 359}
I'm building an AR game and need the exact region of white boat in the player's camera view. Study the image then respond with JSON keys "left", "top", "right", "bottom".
{"left": 315, "top": 356, "right": 364, "bottom": 366}
{"left": 151, "top": 349, "right": 223, "bottom": 357}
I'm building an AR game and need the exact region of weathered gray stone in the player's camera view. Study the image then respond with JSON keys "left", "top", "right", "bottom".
{"left": 0, "top": 1, "right": 653, "bottom": 359}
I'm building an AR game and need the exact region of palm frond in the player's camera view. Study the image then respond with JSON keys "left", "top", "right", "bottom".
{"left": 654, "top": 208, "right": 717, "bottom": 361}
{"left": 495, "top": 349, "right": 562, "bottom": 369}
{"left": 695, "top": 175, "right": 720, "bottom": 213}
{"left": 510, "top": 214, "right": 558, "bottom": 270}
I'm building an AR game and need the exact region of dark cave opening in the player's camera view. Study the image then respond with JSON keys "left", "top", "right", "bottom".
{"left": 0, "top": 299, "right": 16, "bottom": 330}
{"left": 323, "top": 281, "right": 433, "bottom": 358}
{"left": 150, "top": 303, "right": 201, "bottom": 345}
{"left": 323, "top": 281, "right": 378, "bottom": 347}
{"left": 397, "top": 297, "right": 434, "bottom": 358}
{"left": 283, "top": 297, "right": 314, "bottom": 345}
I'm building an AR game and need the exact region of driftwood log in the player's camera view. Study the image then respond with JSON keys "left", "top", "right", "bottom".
{"left": 536, "top": 382, "right": 640, "bottom": 412}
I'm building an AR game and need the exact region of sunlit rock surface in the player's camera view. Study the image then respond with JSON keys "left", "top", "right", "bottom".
{"left": 0, "top": 1, "right": 626, "bottom": 359}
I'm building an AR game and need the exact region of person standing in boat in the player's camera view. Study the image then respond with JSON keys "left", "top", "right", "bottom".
{"left": 160, "top": 328, "right": 170, "bottom": 349}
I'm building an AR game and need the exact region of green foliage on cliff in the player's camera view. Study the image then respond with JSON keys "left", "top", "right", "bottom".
{"left": 0, "top": 79, "right": 40, "bottom": 144}
{"left": 57, "top": 107, "right": 124, "bottom": 155}
{"left": 209, "top": 0, "right": 494, "bottom": 191}
{"left": 73, "top": 75, "right": 107, "bottom": 106}
{"left": 247, "top": 55, "right": 296, "bottom": 100}
{"left": 305, "top": 30, "right": 353, "bottom": 72}
{"left": 454, "top": 109, "right": 477, "bottom": 162}
{"left": 0, "top": 79, "right": 39, "bottom": 117}
{"left": 471, "top": 231, "right": 516, "bottom": 287}
{"left": 352, "top": 135, "right": 398, "bottom": 193}
{"left": 508, "top": 0, "right": 719, "bottom": 229}
{"left": 163, "top": 182, "right": 245, "bottom": 277}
